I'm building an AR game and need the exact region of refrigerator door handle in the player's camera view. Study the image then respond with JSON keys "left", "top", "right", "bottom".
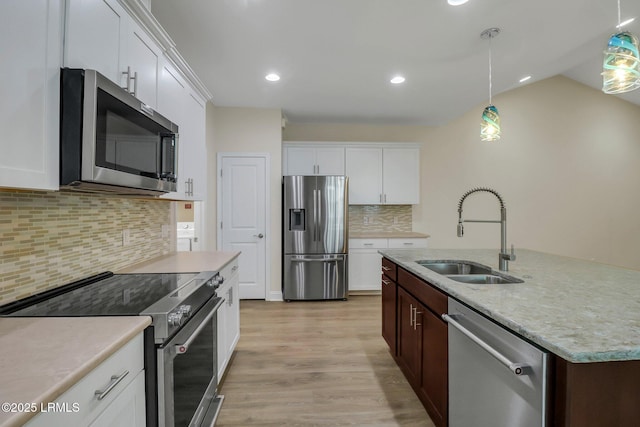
{"left": 290, "top": 257, "right": 342, "bottom": 263}
{"left": 312, "top": 189, "right": 318, "bottom": 241}
{"left": 316, "top": 189, "right": 322, "bottom": 243}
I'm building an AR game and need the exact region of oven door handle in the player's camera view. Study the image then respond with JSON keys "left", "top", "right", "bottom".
{"left": 175, "top": 298, "right": 225, "bottom": 354}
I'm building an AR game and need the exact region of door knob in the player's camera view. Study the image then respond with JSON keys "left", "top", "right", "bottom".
{"left": 254, "top": 233, "right": 264, "bottom": 238}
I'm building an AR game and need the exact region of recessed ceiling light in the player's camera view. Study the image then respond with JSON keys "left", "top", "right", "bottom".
{"left": 390, "top": 76, "right": 406, "bottom": 84}
{"left": 448, "top": 0, "right": 469, "bottom": 5}
{"left": 265, "top": 73, "right": 280, "bottom": 82}
{"left": 617, "top": 17, "right": 636, "bottom": 28}
{"left": 519, "top": 75, "right": 532, "bottom": 83}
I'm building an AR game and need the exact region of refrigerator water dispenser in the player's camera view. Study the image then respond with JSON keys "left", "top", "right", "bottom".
{"left": 289, "top": 209, "right": 306, "bottom": 231}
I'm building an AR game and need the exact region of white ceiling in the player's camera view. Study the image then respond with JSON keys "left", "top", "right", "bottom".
{"left": 150, "top": 0, "right": 640, "bottom": 125}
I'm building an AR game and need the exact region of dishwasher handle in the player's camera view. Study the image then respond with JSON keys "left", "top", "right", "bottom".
{"left": 442, "top": 313, "right": 531, "bottom": 376}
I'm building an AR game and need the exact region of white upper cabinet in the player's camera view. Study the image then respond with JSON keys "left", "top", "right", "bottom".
{"left": 382, "top": 147, "right": 420, "bottom": 204}
{"left": 0, "top": 0, "right": 63, "bottom": 191}
{"left": 345, "top": 147, "right": 383, "bottom": 204}
{"left": 124, "top": 19, "right": 161, "bottom": 108}
{"left": 159, "top": 58, "right": 207, "bottom": 201}
{"left": 64, "top": 0, "right": 127, "bottom": 87}
{"left": 346, "top": 145, "right": 420, "bottom": 205}
{"left": 65, "top": 0, "right": 160, "bottom": 108}
{"left": 180, "top": 90, "right": 207, "bottom": 200}
{"left": 283, "top": 144, "right": 345, "bottom": 175}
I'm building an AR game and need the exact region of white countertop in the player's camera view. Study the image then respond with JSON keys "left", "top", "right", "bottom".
{"left": 0, "top": 316, "right": 150, "bottom": 427}
{"left": 116, "top": 251, "right": 240, "bottom": 274}
{"left": 349, "top": 231, "right": 430, "bottom": 239}
{"left": 380, "top": 248, "right": 640, "bottom": 363}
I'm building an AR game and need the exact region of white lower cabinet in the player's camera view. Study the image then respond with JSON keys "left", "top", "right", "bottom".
{"left": 349, "top": 237, "right": 428, "bottom": 291}
{"left": 25, "top": 333, "right": 146, "bottom": 427}
{"left": 349, "top": 238, "right": 387, "bottom": 292}
{"left": 217, "top": 257, "right": 240, "bottom": 383}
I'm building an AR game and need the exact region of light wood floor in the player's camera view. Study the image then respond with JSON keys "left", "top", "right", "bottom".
{"left": 216, "top": 295, "right": 434, "bottom": 426}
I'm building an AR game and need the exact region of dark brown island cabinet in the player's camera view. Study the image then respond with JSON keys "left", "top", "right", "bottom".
{"left": 381, "top": 257, "right": 640, "bottom": 427}
{"left": 382, "top": 257, "right": 448, "bottom": 427}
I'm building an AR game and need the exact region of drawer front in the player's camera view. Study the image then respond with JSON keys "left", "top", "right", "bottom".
{"left": 26, "top": 333, "right": 145, "bottom": 427}
{"left": 398, "top": 268, "right": 447, "bottom": 316}
{"left": 387, "top": 238, "right": 428, "bottom": 249}
{"left": 349, "top": 238, "right": 389, "bottom": 249}
{"left": 381, "top": 257, "right": 397, "bottom": 282}
{"left": 219, "top": 256, "right": 239, "bottom": 279}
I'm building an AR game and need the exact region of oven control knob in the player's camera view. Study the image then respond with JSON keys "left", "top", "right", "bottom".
{"left": 178, "top": 304, "right": 192, "bottom": 318}
{"left": 168, "top": 312, "right": 184, "bottom": 327}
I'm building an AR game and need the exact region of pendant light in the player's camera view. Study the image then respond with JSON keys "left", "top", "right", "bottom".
{"left": 480, "top": 28, "right": 501, "bottom": 142}
{"left": 602, "top": 0, "right": 640, "bottom": 94}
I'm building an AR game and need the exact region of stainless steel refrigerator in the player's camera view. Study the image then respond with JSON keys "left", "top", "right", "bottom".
{"left": 283, "top": 175, "right": 348, "bottom": 301}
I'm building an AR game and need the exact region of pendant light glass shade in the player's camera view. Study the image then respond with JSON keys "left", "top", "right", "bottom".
{"left": 480, "top": 105, "right": 501, "bottom": 141}
{"left": 602, "top": 31, "right": 640, "bottom": 94}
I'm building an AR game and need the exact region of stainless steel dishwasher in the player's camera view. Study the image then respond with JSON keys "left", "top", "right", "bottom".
{"left": 443, "top": 298, "right": 549, "bottom": 427}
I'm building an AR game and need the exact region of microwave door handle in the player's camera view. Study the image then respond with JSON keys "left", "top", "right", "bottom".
{"left": 174, "top": 298, "right": 225, "bottom": 354}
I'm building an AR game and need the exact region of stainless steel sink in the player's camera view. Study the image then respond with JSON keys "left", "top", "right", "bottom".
{"left": 446, "top": 274, "right": 523, "bottom": 284}
{"left": 416, "top": 260, "right": 523, "bottom": 284}
{"left": 417, "top": 261, "right": 492, "bottom": 275}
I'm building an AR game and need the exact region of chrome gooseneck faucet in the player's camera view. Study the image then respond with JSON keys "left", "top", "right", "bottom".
{"left": 457, "top": 187, "right": 516, "bottom": 271}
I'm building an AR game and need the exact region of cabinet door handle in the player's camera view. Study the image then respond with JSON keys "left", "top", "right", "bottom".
{"left": 413, "top": 307, "right": 422, "bottom": 330}
{"left": 228, "top": 287, "right": 233, "bottom": 306}
{"left": 409, "top": 303, "right": 414, "bottom": 326}
{"left": 379, "top": 194, "right": 383, "bottom": 203}
{"left": 364, "top": 243, "right": 374, "bottom": 246}
{"left": 384, "top": 194, "right": 387, "bottom": 203}
{"left": 381, "top": 279, "right": 390, "bottom": 285}
{"left": 403, "top": 242, "right": 414, "bottom": 246}
{"left": 95, "top": 370, "right": 129, "bottom": 401}
{"left": 131, "top": 71, "right": 138, "bottom": 97}
{"left": 122, "top": 66, "right": 132, "bottom": 92}
{"left": 381, "top": 266, "right": 391, "bottom": 271}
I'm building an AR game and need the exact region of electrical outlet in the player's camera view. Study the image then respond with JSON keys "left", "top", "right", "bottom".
{"left": 122, "top": 229, "right": 131, "bottom": 246}
{"left": 162, "top": 224, "right": 170, "bottom": 238}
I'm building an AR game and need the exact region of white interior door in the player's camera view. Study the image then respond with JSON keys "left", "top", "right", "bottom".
{"left": 218, "top": 155, "right": 268, "bottom": 299}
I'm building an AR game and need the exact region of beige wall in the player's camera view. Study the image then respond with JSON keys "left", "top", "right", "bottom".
{"left": 284, "top": 76, "right": 640, "bottom": 270}
{"left": 206, "top": 106, "right": 283, "bottom": 297}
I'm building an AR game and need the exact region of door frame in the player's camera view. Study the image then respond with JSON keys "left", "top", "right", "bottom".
{"left": 216, "top": 152, "right": 272, "bottom": 300}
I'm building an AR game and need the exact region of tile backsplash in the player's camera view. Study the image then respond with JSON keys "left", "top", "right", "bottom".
{"left": 349, "top": 205, "right": 413, "bottom": 233}
{"left": 0, "top": 191, "right": 172, "bottom": 304}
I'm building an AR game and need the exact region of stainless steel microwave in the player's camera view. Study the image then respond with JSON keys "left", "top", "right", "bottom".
{"left": 60, "top": 68, "right": 178, "bottom": 196}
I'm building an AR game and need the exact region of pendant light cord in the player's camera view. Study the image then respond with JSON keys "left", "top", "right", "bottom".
{"left": 488, "top": 35, "right": 493, "bottom": 105}
{"left": 618, "top": 0, "right": 621, "bottom": 27}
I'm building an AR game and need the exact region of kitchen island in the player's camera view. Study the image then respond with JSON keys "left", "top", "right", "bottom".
{"left": 380, "top": 248, "right": 640, "bottom": 427}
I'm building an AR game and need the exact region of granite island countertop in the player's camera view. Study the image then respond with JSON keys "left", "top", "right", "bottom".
{"left": 379, "top": 248, "right": 640, "bottom": 363}
{"left": 0, "top": 316, "right": 150, "bottom": 427}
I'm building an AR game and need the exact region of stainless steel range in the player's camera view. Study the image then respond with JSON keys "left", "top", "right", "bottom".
{"left": 0, "top": 270, "right": 225, "bottom": 427}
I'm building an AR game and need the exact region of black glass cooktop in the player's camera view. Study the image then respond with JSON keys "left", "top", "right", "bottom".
{"left": 4, "top": 273, "right": 197, "bottom": 317}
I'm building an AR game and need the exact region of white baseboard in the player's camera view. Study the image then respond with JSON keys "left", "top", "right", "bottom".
{"left": 268, "top": 290, "right": 283, "bottom": 301}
